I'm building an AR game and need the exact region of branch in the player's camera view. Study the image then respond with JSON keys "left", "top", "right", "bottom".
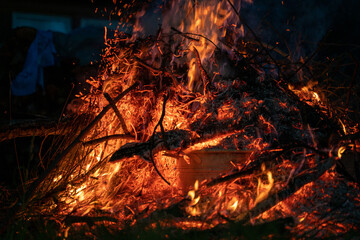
{"left": 0, "top": 119, "right": 72, "bottom": 142}
{"left": 82, "top": 134, "right": 135, "bottom": 146}
{"left": 64, "top": 215, "right": 118, "bottom": 226}
{"left": 149, "top": 92, "right": 171, "bottom": 185}
{"left": 171, "top": 27, "right": 220, "bottom": 50}
{"left": 134, "top": 57, "right": 179, "bottom": 85}
{"left": 110, "top": 93, "right": 174, "bottom": 185}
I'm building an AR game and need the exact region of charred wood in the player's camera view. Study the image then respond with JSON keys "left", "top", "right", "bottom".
{"left": 82, "top": 134, "right": 135, "bottom": 146}
{"left": 109, "top": 129, "right": 192, "bottom": 163}
{"left": 0, "top": 119, "right": 72, "bottom": 142}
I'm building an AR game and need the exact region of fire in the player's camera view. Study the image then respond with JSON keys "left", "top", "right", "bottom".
{"left": 337, "top": 146, "right": 346, "bottom": 159}
{"left": 251, "top": 163, "right": 274, "bottom": 207}
{"left": 186, "top": 180, "right": 202, "bottom": 216}
{"left": 22, "top": 0, "right": 358, "bottom": 238}
{"left": 162, "top": 0, "right": 243, "bottom": 91}
{"left": 289, "top": 82, "right": 322, "bottom": 106}
{"left": 227, "top": 198, "right": 239, "bottom": 213}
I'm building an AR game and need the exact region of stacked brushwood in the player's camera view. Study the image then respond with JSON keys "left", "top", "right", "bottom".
{"left": 1, "top": 13, "right": 360, "bottom": 238}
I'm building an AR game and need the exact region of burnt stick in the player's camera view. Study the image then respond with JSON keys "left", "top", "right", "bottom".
{"left": 103, "top": 92, "right": 131, "bottom": 135}
{"left": 0, "top": 119, "right": 72, "bottom": 142}
{"left": 82, "top": 134, "right": 135, "bottom": 146}
{"left": 170, "top": 27, "right": 220, "bottom": 50}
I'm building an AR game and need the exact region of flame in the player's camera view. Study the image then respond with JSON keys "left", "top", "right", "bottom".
{"left": 227, "top": 198, "right": 239, "bottom": 213}
{"left": 252, "top": 163, "right": 274, "bottom": 207}
{"left": 289, "top": 82, "right": 322, "bottom": 107}
{"left": 162, "top": 0, "right": 242, "bottom": 91}
{"left": 337, "top": 146, "right": 346, "bottom": 159}
{"left": 53, "top": 175, "right": 62, "bottom": 183}
{"left": 186, "top": 180, "right": 202, "bottom": 216}
{"left": 339, "top": 119, "right": 347, "bottom": 135}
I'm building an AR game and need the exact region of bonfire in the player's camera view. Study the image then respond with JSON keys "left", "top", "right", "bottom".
{"left": 1, "top": 0, "right": 360, "bottom": 238}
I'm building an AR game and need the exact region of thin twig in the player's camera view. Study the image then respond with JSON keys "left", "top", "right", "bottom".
{"left": 151, "top": 91, "right": 170, "bottom": 140}
{"left": 82, "top": 134, "right": 135, "bottom": 146}
{"left": 103, "top": 92, "right": 131, "bottom": 135}
{"left": 134, "top": 57, "right": 179, "bottom": 84}
{"left": 171, "top": 27, "right": 220, "bottom": 50}
{"left": 134, "top": 57, "right": 164, "bottom": 74}
{"left": 285, "top": 47, "right": 319, "bottom": 81}
{"left": 149, "top": 92, "right": 171, "bottom": 185}
{"left": 171, "top": 27, "right": 200, "bottom": 42}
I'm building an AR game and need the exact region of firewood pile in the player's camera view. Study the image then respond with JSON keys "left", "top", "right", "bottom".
{"left": 1, "top": 0, "right": 360, "bottom": 238}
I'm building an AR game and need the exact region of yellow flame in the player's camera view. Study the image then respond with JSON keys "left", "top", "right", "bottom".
{"left": 261, "top": 162, "right": 266, "bottom": 172}
{"left": 338, "top": 146, "right": 346, "bottom": 159}
{"left": 187, "top": 58, "right": 197, "bottom": 91}
{"left": 53, "top": 174, "right": 62, "bottom": 183}
{"left": 187, "top": 190, "right": 195, "bottom": 200}
{"left": 183, "top": 155, "right": 191, "bottom": 165}
{"left": 192, "top": 196, "right": 201, "bottom": 206}
{"left": 253, "top": 164, "right": 274, "bottom": 207}
{"left": 86, "top": 163, "right": 91, "bottom": 171}
{"left": 194, "top": 179, "right": 199, "bottom": 191}
{"left": 227, "top": 198, "right": 239, "bottom": 213}
{"left": 289, "top": 82, "right": 322, "bottom": 107}
{"left": 163, "top": 0, "right": 238, "bottom": 92}
{"left": 186, "top": 180, "right": 202, "bottom": 215}
{"left": 339, "top": 119, "right": 347, "bottom": 135}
